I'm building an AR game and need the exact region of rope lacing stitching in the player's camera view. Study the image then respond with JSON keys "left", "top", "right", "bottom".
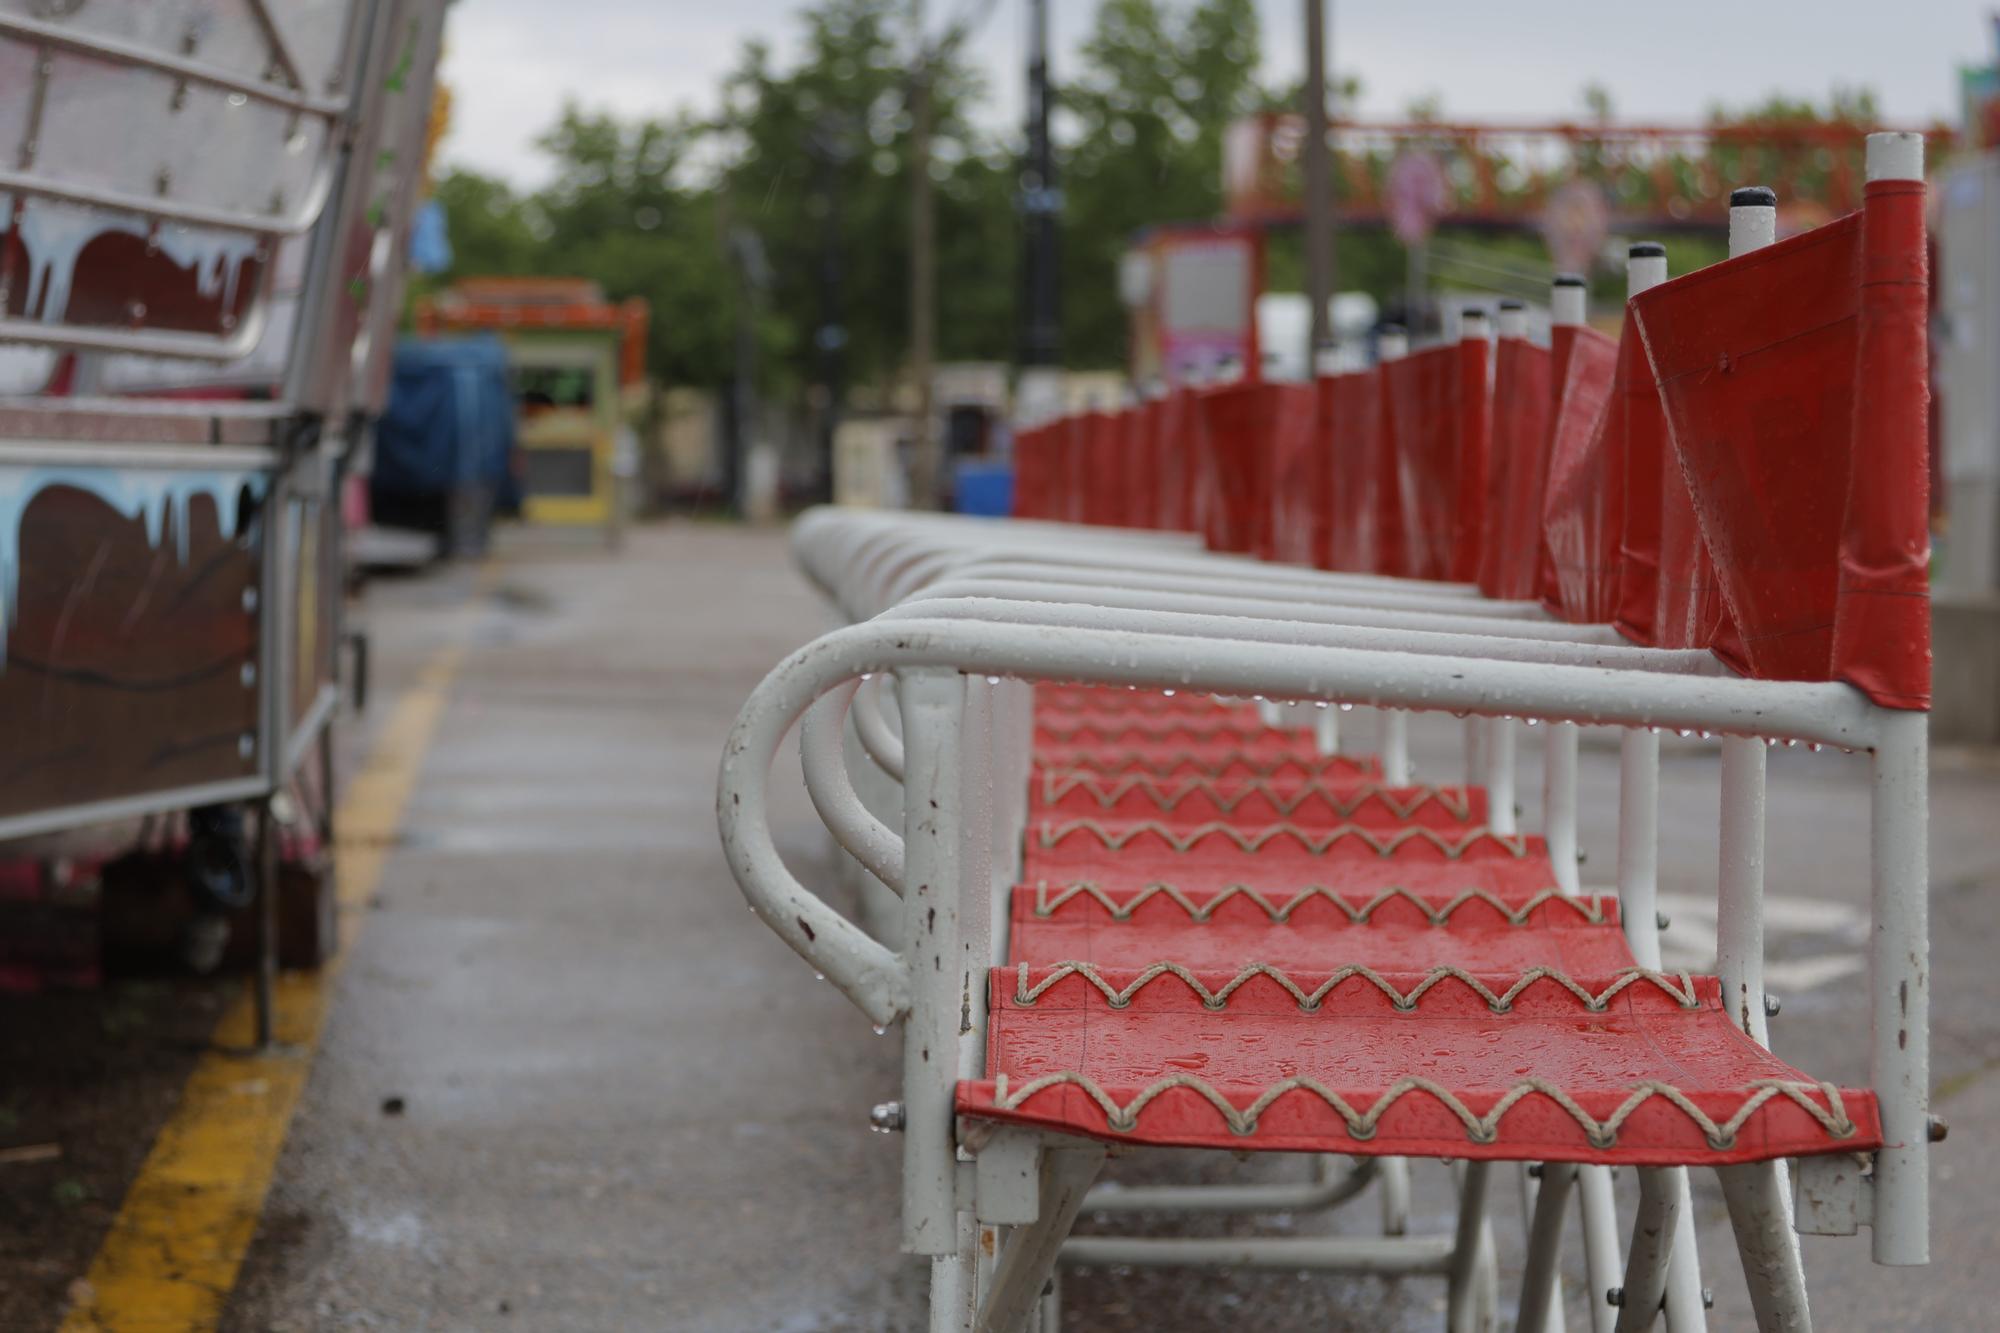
{"left": 1013, "top": 959, "right": 1699, "bottom": 1015}
{"left": 985, "top": 1070, "right": 1858, "bottom": 1151}
{"left": 1035, "top": 819, "right": 1532, "bottom": 861}
{"left": 1040, "top": 752, "right": 1376, "bottom": 781}
{"left": 1038, "top": 719, "right": 1291, "bottom": 744}
{"left": 1034, "top": 692, "right": 1248, "bottom": 717}
{"left": 1030, "top": 880, "right": 1609, "bottom": 927}
{"left": 1036, "top": 774, "right": 1474, "bottom": 822}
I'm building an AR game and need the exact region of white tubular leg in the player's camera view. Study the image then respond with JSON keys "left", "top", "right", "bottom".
{"left": 931, "top": 1212, "right": 977, "bottom": 1333}
{"left": 978, "top": 1144, "right": 1106, "bottom": 1333}
{"left": 1620, "top": 729, "right": 1706, "bottom": 1330}
{"left": 1383, "top": 709, "right": 1412, "bottom": 784}
{"left": 1715, "top": 1164, "right": 1811, "bottom": 1332}
{"left": 1618, "top": 729, "right": 1662, "bottom": 968}
{"left": 1716, "top": 736, "right": 1771, "bottom": 1045}
{"left": 1660, "top": 1189, "right": 1706, "bottom": 1333}
{"left": 1446, "top": 1160, "right": 1494, "bottom": 1333}
{"left": 1615, "top": 1169, "right": 1682, "bottom": 1333}
{"left": 1714, "top": 738, "right": 1809, "bottom": 1316}
{"left": 1379, "top": 1155, "right": 1412, "bottom": 1236}
{"left": 1465, "top": 715, "right": 1487, "bottom": 787}
{"left": 1576, "top": 1165, "right": 1622, "bottom": 1333}
{"left": 1038, "top": 1269, "right": 1060, "bottom": 1333}
{"left": 1870, "top": 707, "right": 1929, "bottom": 1263}
{"left": 1485, "top": 717, "right": 1518, "bottom": 836}
{"left": 1544, "top": 721, "right": 1582, "bottom": 896}
{"left": 1517, "top": 1164, "right": 1576, "bottom": 1333}
{"left": 900, "top": 668, "right": 968, "bottom": 1256}
{"left": 1314, "top": 703, "right": 1341, "bottom": 755}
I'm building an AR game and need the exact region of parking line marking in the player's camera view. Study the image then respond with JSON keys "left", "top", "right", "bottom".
{"left": 59, "top": 631, "right": 472, "bottom": 1331}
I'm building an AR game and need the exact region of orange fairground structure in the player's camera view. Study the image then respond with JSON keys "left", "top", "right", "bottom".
{"left": 416, "top": 278, "right": 650, "bottom": 529}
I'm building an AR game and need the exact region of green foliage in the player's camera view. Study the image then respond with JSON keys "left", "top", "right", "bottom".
{"left": 707, "top": 0, "right": 1015, "bottom": 393}
{"left": 421, "top": 110, "right": 735, "bottom": 387}
{"left": 1060, "top": 0, "right": 1265, "bottom": 366}
{"left": 415, "top": 0, "right": 1883, "bottom": 397}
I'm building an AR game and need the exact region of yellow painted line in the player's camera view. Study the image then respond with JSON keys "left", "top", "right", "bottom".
{"left": 60, "top": 628, "right": 475, "bottom": 1331}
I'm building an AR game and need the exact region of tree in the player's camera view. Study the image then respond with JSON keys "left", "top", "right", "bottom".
{"left": 1059, "top": 0, "right": 1266, "bottom": 368}
{"left": 426, "top": 169, "right": 539, "bottom": 277}
{"left": 709, "top": 0, "right": 1012, "bottom": 397}
{"left": 420, "top": 113, "right": 736, "bottom": 389}
{"left": 530, "top": 106, "right": 736, "bottom": 387}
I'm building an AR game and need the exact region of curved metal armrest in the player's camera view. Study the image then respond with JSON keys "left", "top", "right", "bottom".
{"left": 719, "top": 616, "right": 1880, "bottom": 1031}
{"left": 883, "top": 597, "right": 1724, "bottom": 675}
{"left": 719, "top": 668, "right": 910, "bottom": 1031}
{"left": 851, "top": 674, "right": 906, "bottom": 781}
{"left": 801, "top": 681, "right": 906, "bottom": 895}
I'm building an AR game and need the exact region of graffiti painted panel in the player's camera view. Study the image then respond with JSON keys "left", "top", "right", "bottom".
{"left": 0, "top": 467, "right": 266, "bottom": 821}
{"left": 289, "top": 491, "right": 339, "bottom": 733}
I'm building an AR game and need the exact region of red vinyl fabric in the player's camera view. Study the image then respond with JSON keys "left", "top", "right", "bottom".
{"left": 1324, "top": 370, "right": 1385, "bottom": 573}
{"left": 1612, "top": 330, "right": 1672, "bottom": 643}
{"left": 1177, "top": 386, "right": 1213, "bottom": 539}
{"left": 1008, "top": 882, "right": 1635, "bottom": 974}
{"left": 1839, "top": 180, "right": 1933, "bottom": 707}
{"left": 1482, "top": 338, "right": 1553, "bottom": 598}
{"left": 1453, "top": 336, "right": 1494, "bottom": 583}
{"left": 1058, "top": 414, "right": 1088, "bottom": 524}
{"left": 1032, "top": 771, "right": 1490, "bottom": 828}
{"left": 1372, "top": 366, "right": 1409, "bottom": 577}
{"left": 1195, "top": 381, "right": 1313, "bottom": 557}
{"left": 1010, "top": 422, "right": 1050, "bottom": 518}
{"left": 1652, "top": 445, "right": 1734, "bottom": 651}
{"left": 1384, "top": 345, "right": 1481, "bottom": 581}
{"left": 1539, "top": 326, "right": 1623, "bottom": 622}
{"left": 958, "top": 683, "right": 1876, "bottom": 1166}
{"left": 964, "top": 967, "right": 1877, "bottom": 1164}
{"left": 1269, "top": 385, "right": 1322, "bottom": 565}
{"left": 1132, "top": 399, "right": 1164, "bottom": 530}
{"left": 1079, "top": 410, "right": 1121, "bottom": 527}
{"left": 1629, "top": 183, "right": 1931, "bottom": 707}
{"left": 1302, "top": 374, "right": 1341, "bottom": 569}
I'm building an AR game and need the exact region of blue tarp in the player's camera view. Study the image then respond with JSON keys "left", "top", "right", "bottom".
{"left": 373, "top": 336, "right": 515, "bottom": 498}
{"left": 953, "top": 459, "right": 1013, "bottom": 517}
{"left": 409, "top": 199, "right": 454, "bottom": 274}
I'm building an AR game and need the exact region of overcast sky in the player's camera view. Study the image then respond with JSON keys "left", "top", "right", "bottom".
{"left": 438, "top": 0, "right": 1999, "bottom": 187}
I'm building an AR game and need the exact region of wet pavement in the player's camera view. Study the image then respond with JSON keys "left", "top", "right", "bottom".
{"left": 5, "top": 521, "right": 1997, "bottom": 1329}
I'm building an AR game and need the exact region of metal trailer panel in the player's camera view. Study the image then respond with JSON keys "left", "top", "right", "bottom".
{"left": 0, "top": 0, "right": 372, "bottom": 359}
{"left": 505, "top": 330, "right": 622, "bottom": 528}
{"left": 0, "top": 439, "right": 274, "bottom": 836}
{"left": 0, "top": 0, "right": 447, "bottom": 842}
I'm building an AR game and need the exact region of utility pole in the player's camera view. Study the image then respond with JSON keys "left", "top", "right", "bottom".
{"left": 810, "top": 114, "right": 850, "bottom": 504}
{"left": 907, "top": 1, "right": 939, "bottom": 510}
{"left": 1302, "top": 0, "right": 1336, "bottom": 364}
{"left": 726, "top": 225, "right": 769, "bottom": 517}
{"left": 1019, "top": 0, "right": 1061, "bottom": 400}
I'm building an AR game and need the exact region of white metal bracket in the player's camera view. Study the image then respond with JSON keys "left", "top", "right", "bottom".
{"left": 972, "top": 1126, "right": 1045, "bottom": 1225}
{"left": 1793, "top": 1152, "right": 1874, "bottom": 1237}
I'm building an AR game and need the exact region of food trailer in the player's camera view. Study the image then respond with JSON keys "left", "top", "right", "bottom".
{"left": 415, "top": 278, "right": 649, "bottom": 536}
{"left": 0, "top": 0, "right": 448, "bottom": 1031}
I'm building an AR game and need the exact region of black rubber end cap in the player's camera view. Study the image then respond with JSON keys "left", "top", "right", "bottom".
{"left": 1378, "top": 323, "right": 1406, "bottom": 335}
{"left": 1629, "top": 241, "right": 1666, "bottom": 258}
{"left": 1730, "top": 186, "right": 1777, "bottom": 208}
{"left": 1498, "top": 299, "right": 1525, "bottom": 310}
{"left": 1553, "top": 273, "right": 1588, "bottom": 288}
